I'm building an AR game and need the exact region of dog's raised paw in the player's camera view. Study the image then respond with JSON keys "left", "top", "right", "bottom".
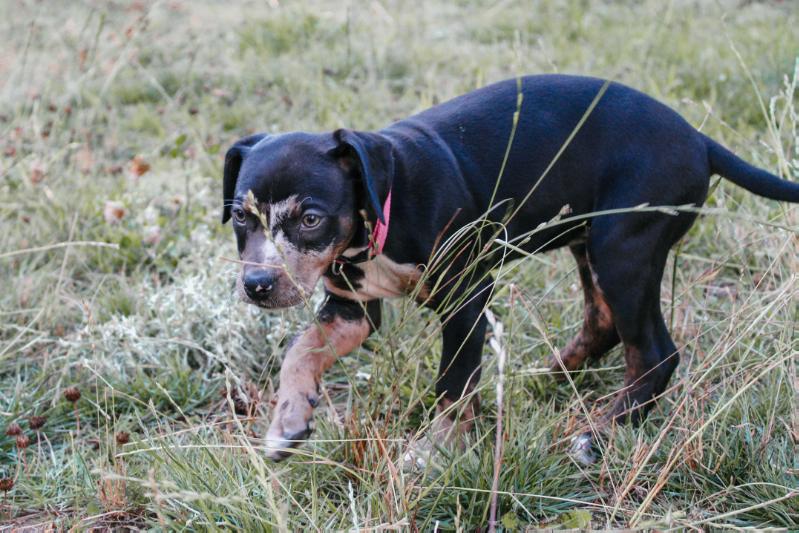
{"left": 264, "top": 423, "right": 313, "bottom": 461}
{"left": 264, "top": 391, "right": 316, "bottom": 461}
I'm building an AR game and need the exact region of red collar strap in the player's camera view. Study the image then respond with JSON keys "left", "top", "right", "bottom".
{"left": 334, "top": 188, "right": 392, "bottom": 267}
{"left": 370, "top": 189, "right": 392, "bottom": 256}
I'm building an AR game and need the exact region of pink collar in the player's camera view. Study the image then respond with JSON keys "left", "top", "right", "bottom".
{"left": 369, "top": 189, "right": 392, "bottom": 257}
{"left": 333, "top": 189, "right": 392, "bottom": 268}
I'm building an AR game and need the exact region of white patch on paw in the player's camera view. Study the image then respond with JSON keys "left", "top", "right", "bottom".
{"left": 264, "top": 428, "right": 293, "bottom": 461}
{"left": 570, "top": 433, "right": 597, "bottom": 465}
{"left": 263, "top": 419, "right": 313, "bottom": 461}
{"left": 402, "top": 437, "right": 434, "bottom": 471}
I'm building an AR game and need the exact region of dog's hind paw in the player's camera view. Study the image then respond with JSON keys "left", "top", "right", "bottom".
{"left": 569, "top": 432, "right": 597, "bottom": 465}
{"left": 402, "top": 437, "right": 435, "bottom": 471}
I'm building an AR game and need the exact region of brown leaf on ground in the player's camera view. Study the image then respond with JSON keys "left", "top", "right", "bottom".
{"left": 103, "top": 201, "right": 126, "bottom": 224}
{"left": 115, "top": 432, "right": 130, "bottom": 445}
{"left": 142, "top": 225, "right": 161, "bottom": 245}
{"left": 129, "top": 155, "right": 150, "bottom": 178}
{"left": 29, "top": 161, "right": 46, "bottom": 184}
{"left": 76, "top": 146, "right": 95, "bottom": 174}
{"left": 704, "top": 281, "right": 738, "bottom": 301}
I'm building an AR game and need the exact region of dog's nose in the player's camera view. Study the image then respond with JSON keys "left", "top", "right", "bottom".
{"left": 243, "top": 270, "right": 277, "bottom": 300}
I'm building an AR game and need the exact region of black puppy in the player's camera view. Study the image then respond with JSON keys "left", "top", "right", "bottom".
{"left": 222, "top": 74, "right": 799, "bottom": 460}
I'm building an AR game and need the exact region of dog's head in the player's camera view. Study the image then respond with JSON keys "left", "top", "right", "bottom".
{"left": 222, "top": 129, "right": 393, "bottom": 308}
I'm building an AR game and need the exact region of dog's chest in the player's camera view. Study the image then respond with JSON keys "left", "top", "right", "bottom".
{"left": 323, "top": 250, "right": 427, "bottom": 301}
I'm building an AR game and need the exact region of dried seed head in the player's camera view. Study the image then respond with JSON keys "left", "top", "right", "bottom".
{"left": 64, "top": 387, "right": 81, "bottom": 403}
{"left": 103, "top": 201, "right": 127, "bottom": 224}
{"left": 28, "top": 415, "right": 47, "bottom": 431}
{"left": 5, "top": 423, "right": 22, "bottom": 436}
{"left": 0, "top": 477, "right": 13, "bottom": 492}
{"left": 29, "top": 160, "right": 46, "bottom": 185}
{"left": 129, "top": 155, "right": 151, "bottom": 178}
{"left": 234, "top": 400, "right": 250, "bottom": 416}
{"left": 15, "top": 434, "right": 30, "bottom": 449}
{"left": 115, "top": 432, "right": 130, "bottom": 446}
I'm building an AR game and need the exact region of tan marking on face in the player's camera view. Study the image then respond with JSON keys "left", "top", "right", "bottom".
{"left": 265, "top": 315, "right": 371, "bottom": 458}
{"left": 324, "top": 248, "right": 429, "bottom": 302}
{"left": 238, "top": 195, "right": 351, "bottom": 308}
{"left": 258, "top": 196, "right": 302, "bottom": 271}
{"left": 269, "top": 196, "right": 302, "bottom": 225}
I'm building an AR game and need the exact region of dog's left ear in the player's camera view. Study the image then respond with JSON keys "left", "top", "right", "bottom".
{"left": 331, "top": 129, "right": 394, "bottom": 223}
{"left": 222, "top": 133, "right": 269, "bottom": 223}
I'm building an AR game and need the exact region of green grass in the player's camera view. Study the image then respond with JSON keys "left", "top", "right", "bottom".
{"left": 1, "top": 0, "right": 797, "bottom": 529}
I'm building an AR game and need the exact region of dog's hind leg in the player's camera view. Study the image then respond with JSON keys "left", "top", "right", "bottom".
{"left": 586, "top": 213, "right": 693, "bottom": 425}
{"left": 550, "top": 242, "right": 620, "bottom": 378}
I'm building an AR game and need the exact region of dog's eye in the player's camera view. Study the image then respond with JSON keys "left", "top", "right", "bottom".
{"left": 301, "top": 213, "right": 322, "bottom": 229}
{"left": 232, "top": 207, "right": 246, "bottom": 223}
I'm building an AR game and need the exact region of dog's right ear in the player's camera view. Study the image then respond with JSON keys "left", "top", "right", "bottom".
{"left": 222, "top": 134, "right": 268, "bottom": 223}
{"left": 330, "top": 129, "right": 394, "bottom": 224}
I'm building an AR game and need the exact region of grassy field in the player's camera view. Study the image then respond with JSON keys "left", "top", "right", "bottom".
{"left": 1, "top": 0, "right": 797, "bottom": 529}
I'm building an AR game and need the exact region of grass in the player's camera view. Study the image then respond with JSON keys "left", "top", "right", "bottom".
{"left": 0, "top": 0, "right": 797, "bottom": 529}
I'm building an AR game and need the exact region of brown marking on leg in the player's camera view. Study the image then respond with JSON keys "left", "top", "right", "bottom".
{"left": 550, "top": 244, "right": 619, "bottom": 378}
{"left": 280, "top": 316, "right": 370, "bottom": 397}
{"left": 432, "top": 394, "right": 480, "bottom": 447}
{"left": 265, "top": 315, "right": 371, "bottom": 459}
{"left": 609, "top": 345, "right": 657, "bottom": 425}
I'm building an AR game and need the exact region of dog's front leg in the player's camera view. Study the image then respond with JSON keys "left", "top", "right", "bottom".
{"left": 265, "top": 295, "right": 380, "bottom": 460}
{"left": 432, "top": 279, "right": 492, "bottom": 443}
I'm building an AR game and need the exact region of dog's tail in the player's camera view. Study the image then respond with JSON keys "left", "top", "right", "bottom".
{"left": 703, "top": 135, "right": 799, "bottom": 202}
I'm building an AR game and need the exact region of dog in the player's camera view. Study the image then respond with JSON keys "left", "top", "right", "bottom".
{"left": 222, "top": 74, "right": 799, "bottom": 461}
